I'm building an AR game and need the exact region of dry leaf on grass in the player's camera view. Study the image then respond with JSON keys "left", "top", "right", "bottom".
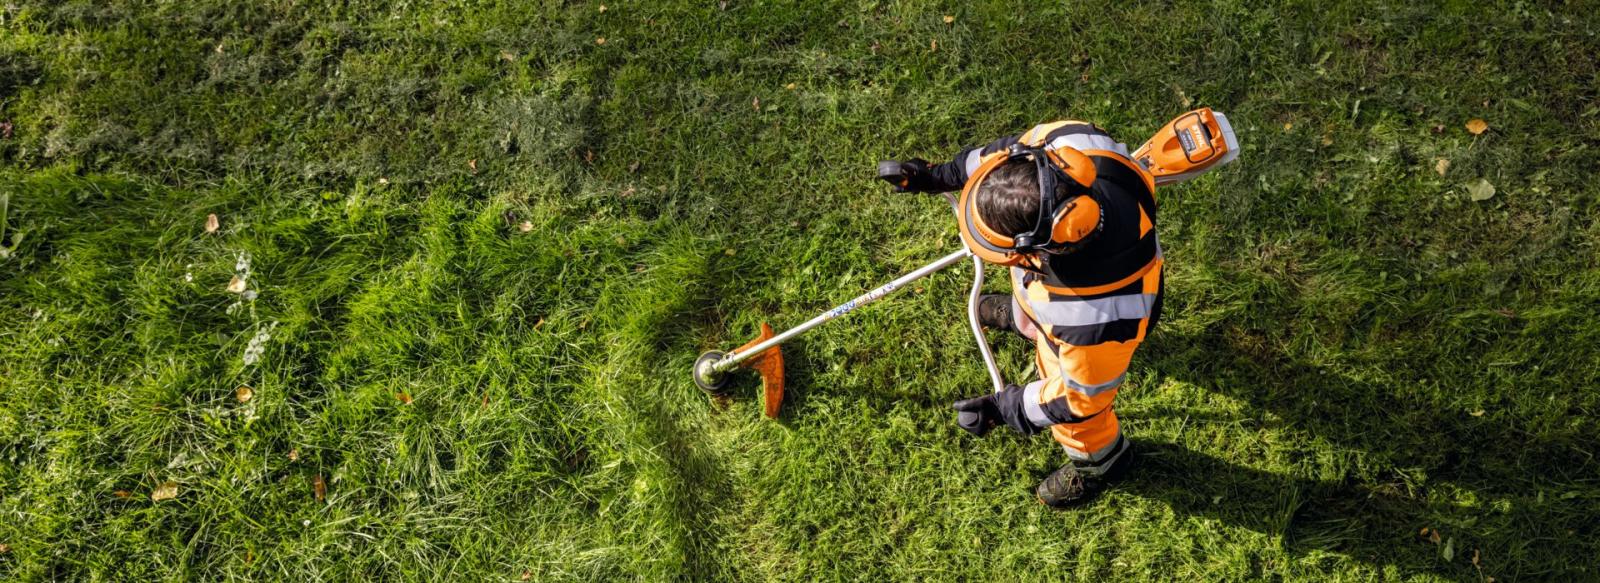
{"left": 943, "top": 15, "right": 955, "bottom": 24}
{"left": 595, "top": 37, "right": 606, "bottom": 45}
{"left": 151, "top": 481, "right": 178, "bottom": 502}
{"left": 235, "top": 385, "right": 254, "bottom": 403}
{"left": 313, "top": 474, "right": 326, "bottom": 502}
{"left": 1467, "top": 179, "right": 1496, "bottom": 201}
{"left": 0, "top": 543, "right": 10, "bottom": 554}
{"left": 227, "top": 275, "right": 247, "bottom": 293}
{"left": 1470, "top": 409, "right": 1485, "bottom": 417}
{"left": 598, "top": 4, "right": 606, "bottom": 12}
{"left": 1435, "top": 159, "right": 1450, "bottom": 176}
{"left": 785, "top": 82, "right": 796, "bottom": 90}
{"left": 396, "top": 392, "right": 413, "bottom": 405}
{"left": 114, "top": 490, "right": 131, "bottom": 498}
{"left": 288, "top": 448, "right": 299, "bottom": 461}
{"left": 518, "top": 221, "right": 533, "bottom": 233}
{"left": 1466, "top": 118, "right": 1488, "bottom": 135}
{"left": 205, "top": 214, "right": 220, "bottom": 233}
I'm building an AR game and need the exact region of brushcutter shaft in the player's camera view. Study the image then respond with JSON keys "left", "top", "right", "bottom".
{"left": 711, "top": 248, "right": 973, "bottom": 373}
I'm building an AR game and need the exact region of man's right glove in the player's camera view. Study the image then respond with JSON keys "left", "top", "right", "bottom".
{"left": 878, "top": 158, "right": 945, "bottom": 193}
{"left": 953, "top": 384, "right": 1042, "bottom": 437}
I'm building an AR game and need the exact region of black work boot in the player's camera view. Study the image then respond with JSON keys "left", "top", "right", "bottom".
{"left": 1036, "top": 436, "right": 1133, "bottom": 509}
{"left": 977, "top": 294, "right": 1014, "bottom": 331}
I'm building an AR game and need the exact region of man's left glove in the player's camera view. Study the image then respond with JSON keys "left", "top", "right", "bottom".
{"left": 879, "top": 158, "right": 947, "bottom": 193}
{"left": 953, "top": 384, "right": 1041, "bottom": 437}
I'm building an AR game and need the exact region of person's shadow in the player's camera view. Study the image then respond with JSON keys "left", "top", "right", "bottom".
{"left": 1124, "top": 320, "right": 1598, "bottom": 581}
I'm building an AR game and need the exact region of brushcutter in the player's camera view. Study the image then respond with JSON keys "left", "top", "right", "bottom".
{"left": 693, "top": 108, "right": 1240, "bottom": 418}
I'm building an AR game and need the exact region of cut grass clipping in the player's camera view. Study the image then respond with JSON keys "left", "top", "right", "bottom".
{"left": 2, "top": 1, "right": 1598, "bottom": 580}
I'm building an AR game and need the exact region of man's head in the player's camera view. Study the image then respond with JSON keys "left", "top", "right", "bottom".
{"left": 959, "top": 147, "right": 1104, "bottom": 265}
{"left": 974, "top": 159, "right": 1049, "bottom": 239}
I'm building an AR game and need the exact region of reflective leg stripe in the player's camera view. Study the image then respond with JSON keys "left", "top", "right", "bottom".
{"left": 1024, "top": 380, "right": 1109, "bottom": 428}
{"left": 1027, "top": 293, "right": 1157, "bottom": 327}
{"left": 1067, "top": 373, "right": 1125, "bottom": 397}
{"left": 1064, "top": 435, "right": 1127, "bottom": 466}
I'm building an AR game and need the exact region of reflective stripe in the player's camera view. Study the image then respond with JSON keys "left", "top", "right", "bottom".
{"left": 1052, "top": 359, "right": 1125, "bottom": 397}
{"left": 1021, "top": 381, "right": 1053, "bottom": 428}
{"left": 1064, "top": 435, "right": 1126, "bottom": 465}
{"left": 1067, "top": 373, "right": 1125, "bottom": 396}
{"left": 1047, "top": 134, "right": 1130, "bottom": 158}
{"left": 963, "top": 149, "right": 985, "bottom": 177}
{"left": 1027, "top": 293, "right": 1157, "bottom": 327}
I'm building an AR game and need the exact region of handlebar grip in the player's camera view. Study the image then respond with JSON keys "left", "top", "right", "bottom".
{"left": 876, "top": 160, "right": 907, "bottom": 186}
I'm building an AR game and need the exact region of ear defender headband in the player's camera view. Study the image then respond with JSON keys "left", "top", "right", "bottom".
{"left": 957, "top": 143, "right": 1103, "bottom": 266}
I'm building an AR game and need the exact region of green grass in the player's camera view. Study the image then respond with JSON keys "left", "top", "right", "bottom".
{"left": 2, "top": 0, "right": 1598, "bottom": 580}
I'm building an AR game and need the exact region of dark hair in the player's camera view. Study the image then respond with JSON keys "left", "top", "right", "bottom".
{"left": 976, "top": 160, "right": 1053, "bottom": 237}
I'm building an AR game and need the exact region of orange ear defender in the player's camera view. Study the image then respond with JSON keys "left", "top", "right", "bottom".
{"left": 957, "top": 143, "right": 1103, "bottom": 266}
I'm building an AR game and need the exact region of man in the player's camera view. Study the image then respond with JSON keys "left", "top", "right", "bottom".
{"left": 891, "top": 120, "right": 1164, "bottom": 508}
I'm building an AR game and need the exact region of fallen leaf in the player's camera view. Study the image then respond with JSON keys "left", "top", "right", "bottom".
{"left": 1467, "top": 179, "right": 1496, "bottom": 201}
{"left": 377, "top": 177, "right": 390, "bottom": 185}
{"left": 1472, "top": 548, "right": 1480, "bottom": 567}
{"left": 205, "top": 213, "right": 220, "bottom": 233}
{"left": 595, "top": 37, "right": 606, "bottom": 45}
{"left": 499, "top": 50, "right": 516, "bottom": 62}
{"left": 1428, "top": 529, "right": 1442, "bottom": 545}
{"left": 723, "top": 248, "right": 735, "bottom": 256}
{"left": 1466, "top": 118, "right": 1488, "bottom": 135}
{"left": 1432, "top": 124, "right": 1445, "bottom": 134}
{"left": 468, "top": 159, "right": 478, "bottom": 172}
{"left": 1435, "top": 159, "right": 1450, "bottom": 176}
{"left": 1282, "top": 122, "right": 1293, "bottom": 131}
{"left": 584, "top": 149, "right": 595, "bottom": 164}
{"left": 1321, "top": 135, "right": 1333, "bottom": 146}
{"left": 227, "top": 275, "right": 247, "bottom": 294}
{"left": 113, "top": 490, "right": 131, "bottom": 498}
{"left": 943, "top": 15, "right": 955, "bottom": 24}
{"left": 215, "top": 42, "right": 225, "bottom": 54}
{"left": 288, "top": 448, "right": 299, "bottom": 461}
{"left": 752, "top": 97, "right": 760, "bottom": 111}
{"left": 614, "top": 235, "right": 626, "bottom": 246}
{"left": 628, "top": 161, "right": 641, "bottom": 173}
{"left": 235, "top": 385, "right": 254, "bottom": 403}
{"left": 930, "top": 39, "right": 938, "bottom": 51}
{"left": 396, "top": 392, "right": 413, "bottom": 405}
{"left": 719, "top": 0, "right": 728, "bottom": 10}
{"left": 598, "top": 4, "right": 606, "bottom": 12}
{"left": 312, "top": 474, "right": 326, "bottom": 502}
{"left": 521, "top": 571, "right": 532, "bottom": 581}
{"left": 620, "top": 187, "right": 636, "bottom": 197}
{"left": 151, "top": 481, "right": 178, "bottom": 502}
{"left": 785, "top": 82, "right": 796, "bottom": 90}
{"left": 518, "top": 221, "right": 533, "bottom": 233}
{"left": 0, "top": 543, "right": 8, "bottom": 554}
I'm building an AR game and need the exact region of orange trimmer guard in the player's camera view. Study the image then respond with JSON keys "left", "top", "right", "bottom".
{"left": 734, "top": 323, "right": 785, "bottom": 418}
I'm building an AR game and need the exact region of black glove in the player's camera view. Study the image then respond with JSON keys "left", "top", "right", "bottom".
{"left": 878, "top": 158, "right": 944, "bottom": 193}
{"left": 953, "top": 384, "right": 1041, "bottom": 437}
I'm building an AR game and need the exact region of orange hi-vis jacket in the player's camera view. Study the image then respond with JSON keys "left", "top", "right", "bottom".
{"left": 928, "top": 120, "right": 1161, "bottom": 462}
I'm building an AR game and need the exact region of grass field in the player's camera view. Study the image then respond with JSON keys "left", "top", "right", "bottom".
{"left": 3, "top": 1, "right": 1599, "bottom": 580}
